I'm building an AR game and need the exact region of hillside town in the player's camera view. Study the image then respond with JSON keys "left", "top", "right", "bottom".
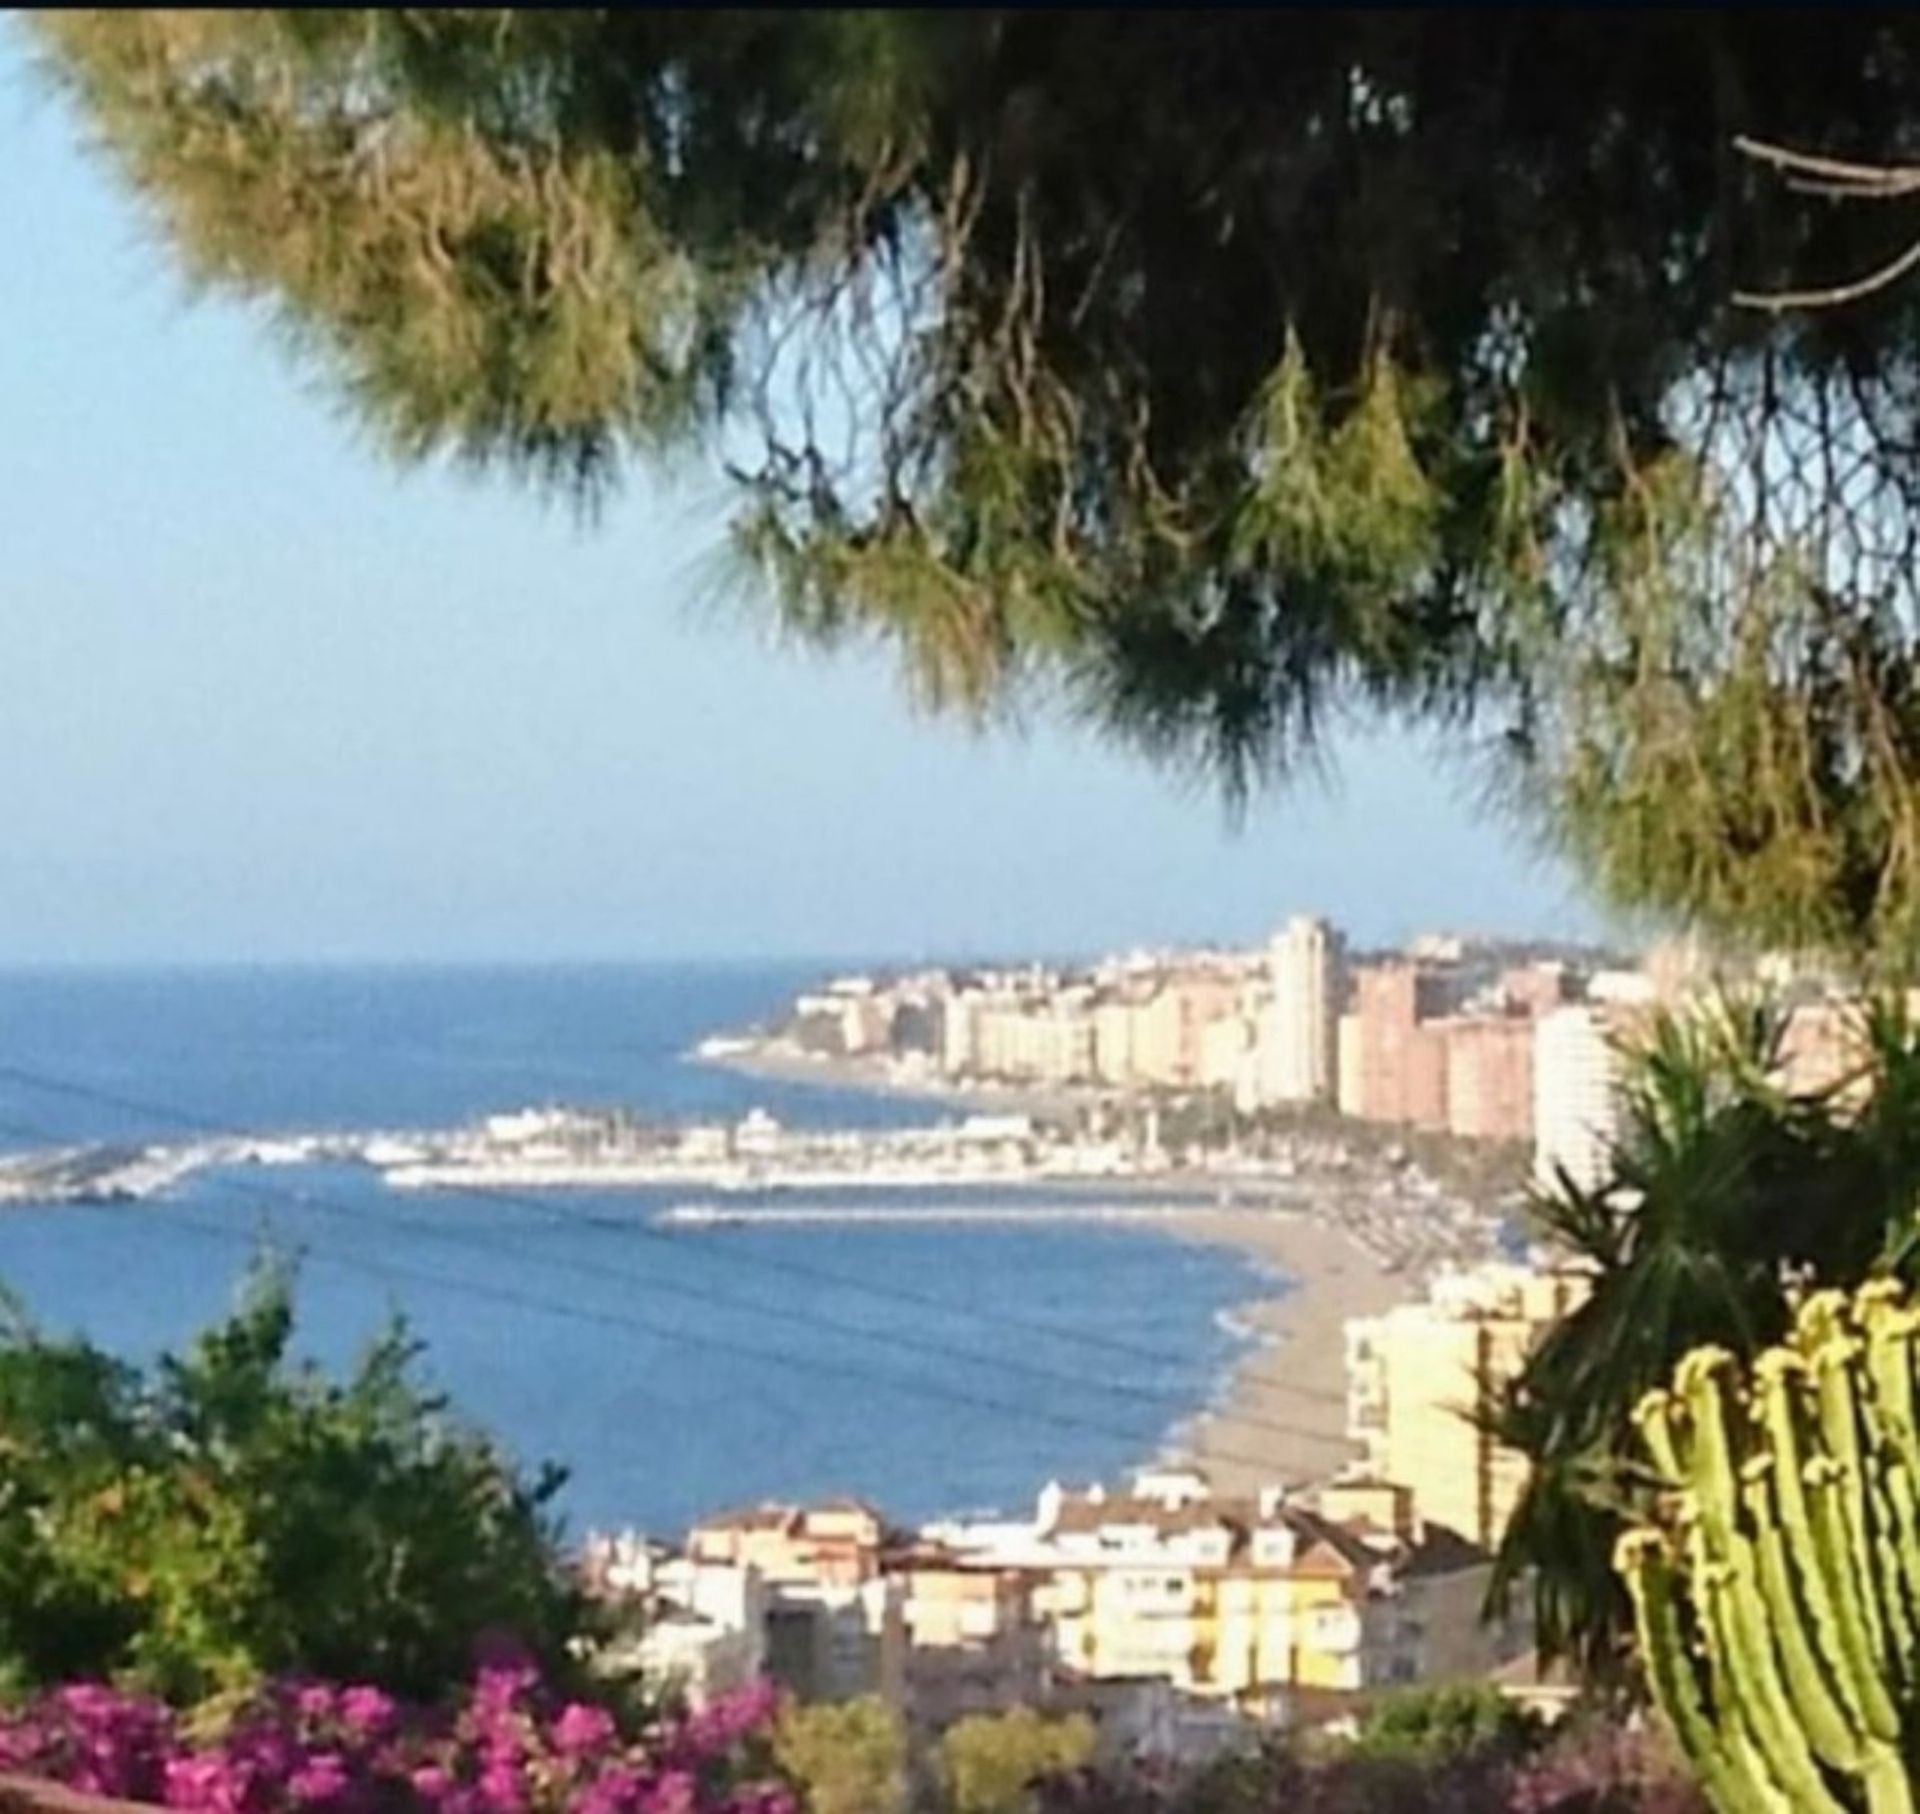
{"left": 551, "top": 917, "right": 1913, "bottom": 1766}
{"left": 579, "top": 1252, "right": 1586, "bottom": 1764}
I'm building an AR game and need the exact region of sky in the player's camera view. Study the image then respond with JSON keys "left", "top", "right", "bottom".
{"left": 0, "top": 25, "right": 1611, "bottom": 968}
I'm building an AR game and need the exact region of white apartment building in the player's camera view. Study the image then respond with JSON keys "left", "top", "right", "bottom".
{"left": 635, "top": 1557, "right": 769, "bottom": 1704}
{"left": 941, "top": 989, "right": 985, "bottom": 1074}
{"left": 582, "top": 1535, "right": 770, "bottom": 1707}
{"left": 1198, "top": 1010, "right": 1262, "bottom": 1108}
{"left": 1256, "top": 916, "right": 1343, "bottom": 1105}
{"left": 1335, "top": 1012, "right": 1365, "bottom": 1118}
{"left": 1532, "top": 1004, "right": 1626, "bottom": 1192}
{"left": 1343, "top": 1261, "right": 1591, "bottom": 1551}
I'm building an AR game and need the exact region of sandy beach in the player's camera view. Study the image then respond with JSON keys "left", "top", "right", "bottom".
{"left": 1153, "top": 1209, "right": 1404, "bottom": 1493}
{"left": 699, "top": 1041, "right": 1454, "bottom": 1495}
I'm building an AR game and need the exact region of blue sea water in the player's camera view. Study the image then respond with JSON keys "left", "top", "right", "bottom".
{"left": 0, "top": 966, "right": 1265, "bottom": 1537}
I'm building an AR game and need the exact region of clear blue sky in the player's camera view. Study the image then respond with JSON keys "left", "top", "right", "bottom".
{"left": 0, "top": 26, "right": 1609, "bottom": 968}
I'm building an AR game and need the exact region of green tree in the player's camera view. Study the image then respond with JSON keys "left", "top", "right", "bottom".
{"left": 0, "top": 1260, "right": 586, "bottom": 1705}
{"left": 1350, "top": 1681, "right": 1542, "bottom": 1771}
{"left": 938, "top": 1707, "right": 1096, "bottom": 1814}
{"left": 32, "top": 11, "right": 1920, "bottom": 960}
{"left": 1489, "top": 996, "right": 1920, "bottom": 1682}
{"left": 770, "top": 1696, "right": 908, "bottom": 1814}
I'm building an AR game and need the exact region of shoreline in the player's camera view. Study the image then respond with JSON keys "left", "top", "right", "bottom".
{"left": 695, "top": 1040, "right": 1461, "bottom": 1498}
{"left": 648, "top": 1197, "right": 1399, "bottom": 1503}
{"left": 8, "top": 1026, "right": 1444, "bottom": 1508}
{"left": 1147, "top": 1208, "right": 1402, "bottom": 1494}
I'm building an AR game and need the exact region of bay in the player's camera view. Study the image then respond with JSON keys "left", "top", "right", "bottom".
{"left": 0, "top": 965, "right": 1265, "bottom": 1536}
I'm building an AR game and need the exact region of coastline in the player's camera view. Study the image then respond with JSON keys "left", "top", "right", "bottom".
{"left": 699, "top": 1042, "right": 1418, "bottom": 1496}
{"left": 1150, "top": 1209, "right": 1401, "bottom": 1494}
{"left": 17, "top": 1035, "right": 1439, "bottom": 1509}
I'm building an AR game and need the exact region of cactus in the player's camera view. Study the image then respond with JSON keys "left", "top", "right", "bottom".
{"left": 1616, "top": 1281, "right": 1920, "bottom": 1813}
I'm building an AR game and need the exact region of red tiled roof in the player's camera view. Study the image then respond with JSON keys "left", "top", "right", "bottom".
{"left": 690, "top": 1503, "right": 802, "bottom": 1534}
{"left": 1272, "top": 1506, "right": 1383, "bottom": 1573}
{"left": 1399, "top": 1520, "right": 1491, "bottom": 1578}
{"left": 1045, "top": 1490, "right": 1429, "bottom": 1579}
{"left": 1051, "top": 1494, "right": 1246, "bottom": 1538}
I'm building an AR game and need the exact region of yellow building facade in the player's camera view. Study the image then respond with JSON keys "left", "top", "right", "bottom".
{"left": 948, "top": 1473, "right": 1512, "bottom": 1711}
{"left": 1344, "top": 1263, "right": 1591, "bottom": 1551}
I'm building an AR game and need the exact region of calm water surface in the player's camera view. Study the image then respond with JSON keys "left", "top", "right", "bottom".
{"left": 0, "top": 966, "right": 1263, "bottom": 1535}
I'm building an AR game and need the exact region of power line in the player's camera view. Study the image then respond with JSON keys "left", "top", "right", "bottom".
{"left": 0, "top": 1108, "right": 1479, "bottom": 1497}
{"left": 0, "top": 1057, "right": 1355, "bottom": 1421}
{"left": 0, "top": 1103, "right": 1220, "bottom": 1457}
{"left": 433, "top": 1185, "right": 1350, "bottom": 1413}
{"left": 0, "top": 1095, "right": 1354, "bottom": 1480}
{"left": 0, "top": 1069, "right": 1337, "bottom": 1444}
{"left": 569, "top": 1201, "right": 1352, "bottom": 1410}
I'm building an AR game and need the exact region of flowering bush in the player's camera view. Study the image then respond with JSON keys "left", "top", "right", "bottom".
{"left": 0, "top": 1681, "right": 177, "bottom": 1802}
{"left": 0, "top": 1652, "right": 792, "bottom": 1814}
{"left": 0, "top": 1662, "right": 1707, "bottom": 1814}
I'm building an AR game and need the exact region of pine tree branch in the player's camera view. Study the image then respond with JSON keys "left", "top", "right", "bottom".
{"left": 1733, "top": 135, "right": 1920, "bottom": 311}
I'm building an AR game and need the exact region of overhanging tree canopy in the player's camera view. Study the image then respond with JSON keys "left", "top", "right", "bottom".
{"left": 35, "top": 10, "right": 1920, "bottom": 959}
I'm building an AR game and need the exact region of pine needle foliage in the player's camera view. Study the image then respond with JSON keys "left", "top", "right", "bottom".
{"left": 36, "top": 11, "right": 1920, "bottom": 958}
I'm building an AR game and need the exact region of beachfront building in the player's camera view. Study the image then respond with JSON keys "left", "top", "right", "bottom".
{"left": 1343, "top": 1262, "right": 1591, "bottom": 1551}
{"left": 1136, "top": 975, "right": 1242, "bottom": 1089}
{"left": 792, "top": 980, "right": 896, "bottom": 1057}
{"left": 884, "top": 1544, "right": 1052, "bottom": 1736}
{"left": 975, "top": 998, "right": 1098, "bottom": 1084}
{"left": 687, "top": 1500, "right": 907, "bottom": 1704}
{"left": 942, "top": 987, "right": 984, "bottom": 1074}
{"left": 1346, "top": 963, "right": 1452, "bottom": 1130}
{"left": 1255, "top": 916, "right": 1343, "bottom": 1106}
{"left": 1080, "top": 971, "right": 1245, "bottom": 1091}
{"left": 1538, "top": 984, "right": 1900, "bottom": 1185}
{"left": 1091, "top": 991, "right": 1146, "bottom": 1086}
{"left": 1198, "top": 1009, "right": 1262, "bottom": 1108}
{"left": 1335, "top": 1012, "right": 1365, "bottom": 1118}
{"left": 1531, "top": 1004, "right": 1626, "bottom": 1191}
{"left": 941, "top": 976, "right": 1061, "bottom": 1079}
{"left": 1443, "top": 1015, "right": 1535, "bottom": 1145}
{"left": 929, "top": 1468, "right": 1516, "bottom": 1714}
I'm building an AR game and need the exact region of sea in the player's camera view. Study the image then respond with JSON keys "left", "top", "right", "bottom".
{"left": 0, "top": 965, "right": 1269, "bottom": 1539}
